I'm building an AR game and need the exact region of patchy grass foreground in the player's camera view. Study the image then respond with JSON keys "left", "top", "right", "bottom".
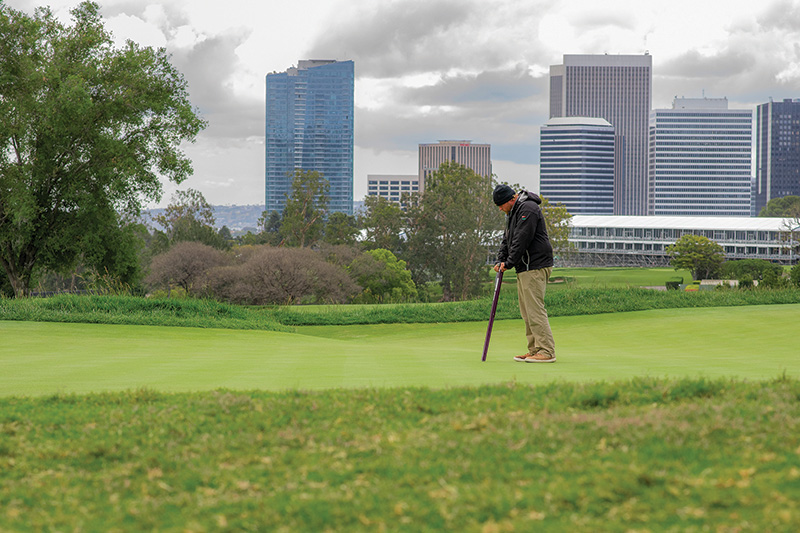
{"left": 1, "top": 378, "right": 799, "bottom": 531}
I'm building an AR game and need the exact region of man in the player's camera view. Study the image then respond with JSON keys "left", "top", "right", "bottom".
{"left": 493, "top": 184, "right": 556, "bottom": 363}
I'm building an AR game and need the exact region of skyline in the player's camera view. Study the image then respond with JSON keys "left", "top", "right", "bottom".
{"left": 5, "top": 0, "right": 800, "bottom": 208}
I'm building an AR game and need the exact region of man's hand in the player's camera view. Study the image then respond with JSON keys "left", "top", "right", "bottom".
{"left": 494, "top": 262, "right": 506, "bottom": 273}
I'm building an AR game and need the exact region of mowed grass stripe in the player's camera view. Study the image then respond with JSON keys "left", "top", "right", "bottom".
{"left": 2, "top": 303, "right": 798, "bottom": 396}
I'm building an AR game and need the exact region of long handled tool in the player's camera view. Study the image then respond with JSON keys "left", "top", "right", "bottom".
{"left": 481, "top": 269, "right": 504, "bottom": 361}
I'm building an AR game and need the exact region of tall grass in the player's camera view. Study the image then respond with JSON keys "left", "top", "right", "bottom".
{"left": 0, "top": 294, "right": 291, "bottom": 332}
{"left": 3, "top": 287, "right": 800, "bottom": 328}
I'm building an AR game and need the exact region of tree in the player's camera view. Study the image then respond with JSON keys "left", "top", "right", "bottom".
{"left": 540, "top": 196, "right": 573, "bottom": 258}
{"left": 322, "top": 212, "right": 360, "bottom": 246}
{"left": 0, "top": 3, "right": 206, "bottom": 297}
{"left": 151, "top": 189, "right": 228, "bottom": 252}
{"left": 666, "top": 235, "right": 725, "bottom": 280}
{"left": 279, "top": 170, "right": 329, "bottom": 247}
{"left": 404, "top": 162, "right": 503, "bottom": 301}
{"left": 359, "top": 195, "right": 405, "bottom": 252}
{"left": 759, "top": 195, "right": 800, "bottom": 217}
{"left": 349, "top": 248, "right": 417, "bottom": 303}
{"left": 145, "top": 241, "right": 227, "bottom": 297}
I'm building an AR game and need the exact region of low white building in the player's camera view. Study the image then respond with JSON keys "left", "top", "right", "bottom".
{"left": 566, "top": 215, "right": 800, "bottom": 266}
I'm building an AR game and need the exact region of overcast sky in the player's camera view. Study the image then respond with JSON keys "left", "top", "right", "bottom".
{"left": 6, "top": 0, "right": 800, "bottom": 207}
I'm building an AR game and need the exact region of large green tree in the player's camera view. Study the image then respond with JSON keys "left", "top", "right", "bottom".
{"left": 759, "top": 195, "right": 800, "bottom": 217}
{"left": 666, "top": 234, "right": 725, "bottom": 280}
{"left": 359, "top": 195, "right": 404, "bottom": 252}
{"left": 404, "top": 162, "right": 503, "bottom": 301}
{"left": 279, "top": 170, "right": 329, "bottom": 247}
{"left": 0, "top": 2, "right": 205, "bottom": 296}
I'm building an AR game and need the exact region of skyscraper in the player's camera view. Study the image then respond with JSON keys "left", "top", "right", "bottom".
{"left": 549, "top": 54, "right": 652, "bottom": 215}
{"left": 755, "top": 98, "right": 800, "bottom": 215}
{"left": 265, "top": 60, "right": 354, "bottom": 215}
{"left": 648, "top": 97, "right": 752, "bottom": 216}
{"left": 418, "top": 140, "right": 491, "bottom": 191}
{"left": 539, "top": 117, "right": 615, "bottom": 215}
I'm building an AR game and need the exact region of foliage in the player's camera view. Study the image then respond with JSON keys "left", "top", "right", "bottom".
{"left": 279, "top": 170, "right": 329, "bottom": 247}
{"left": 151, "top": 189, "right": 228, "bottom": 252}
{"left": 322, "top": 212, "right": 360, "bottom": 246}
{"left": 789, "top": 263, "right": 800, "bottom": 288}
{"left": 760, "top": 267, "right": 790, "bottom": 289}
{"left": 0, "top": 2, "right": 206, "bottom": 297}
{"left": 540, "top": 196, "right": 574, "bottom": 258}
{"left": 316, "top": 243, "right": 363, "bottom": 268}
{"left": 349, "top": 248, "right": 417, "bottom": 303}
{"left": 404, "top": 162, "right": 503, "bottom": 301}
{"left": 759, "top": 195, "right": 800, "bottom": 217}
{"left": 1, "top": 380, "right": 799, "bottom": 530}
{"left": 721, "top": 258, "right": 783, "bottom": 281}
{"left": 205, "top": 245, "right": 359, "bottom": 305}
{"left": 0, "top": 293, "right": 290, "bottom": 331}
{"left": 359, "top": 195, "right": 405, "bottom": 252}
{"left": 145, "top": 241, "right": 228, "bottom": 296}
{"left": 666, "top": 235, "right": 725, "bottom": 280}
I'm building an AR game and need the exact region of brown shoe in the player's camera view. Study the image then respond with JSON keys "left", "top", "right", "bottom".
{"left": 513, "top": 353, "right": 530, "bottom": 362}
{"left": 524, "top": 353, "right": 556, "bottom": 363}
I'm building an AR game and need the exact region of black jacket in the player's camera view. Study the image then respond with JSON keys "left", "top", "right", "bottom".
{"left": 496, "top": 191, "right": 554, "bottom": 273}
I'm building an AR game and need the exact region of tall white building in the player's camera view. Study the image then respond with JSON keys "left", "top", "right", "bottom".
{"left": 648, "top": 97, "right": 753, "bottom": 216}
{"left": 549, "top": 54, "right": 652, "bottom": 215}
{"left": 418, "top": 140, "right": 491, "bottom": 191}
{"left": 539, "top": 117, "right": 615, "bottom": 215}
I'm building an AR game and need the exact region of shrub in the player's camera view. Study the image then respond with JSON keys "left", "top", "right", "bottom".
{"left": 738, "top": 274, "right": 754, "bottom": 289}
{"left": 760, "top": 267, "right": 790, "bottom": 289}
{"left": 206, "top": 246, "right": 359, "bottom": 305}
{"left": 791, "top": 264, "right": 800, "bottom": 288}
{"left": 349, "top": 249, "right": 417, "bottom": 304}
{"left": 722, "top": 259, "right": 782, "bottom": 281}
{"left": 145, "top": 242, "right": 228, "bottom": 296}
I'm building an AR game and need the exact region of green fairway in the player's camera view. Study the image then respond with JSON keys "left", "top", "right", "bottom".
{"left": 3, "top": 303, "right": 798, "bottom": 396}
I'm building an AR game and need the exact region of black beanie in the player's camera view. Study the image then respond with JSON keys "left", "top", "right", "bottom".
{"left": 493, "top": 184, "right": 515, "bottom": 206}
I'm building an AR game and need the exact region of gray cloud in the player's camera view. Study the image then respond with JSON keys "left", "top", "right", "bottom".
{"left": 659, "top": 48, "right": 757, "bottom": 79}
{"left": 304, "top": 0, "right": 552, "bottom": 78}
{"left": 169, "top": 32, "right": 262, "bottom": 140}
{"left": 305, "top": 0, "right": 472, "bottom": 77}
{"left": 757, "top": 0, "right": 800, "bottom": 32}
{"left": 396, "top": 65, "right": 544, "bottom": 106}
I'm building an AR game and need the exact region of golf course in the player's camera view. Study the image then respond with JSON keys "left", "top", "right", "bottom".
{"left": 1, "top": 304, "right": 798, "bottom": 396}
{"left": 2, "top": 268, "right": 800, "bottom": 531}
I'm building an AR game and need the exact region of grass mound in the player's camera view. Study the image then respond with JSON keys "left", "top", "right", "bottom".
{"left": 2, "top": 378, "right": 798, "bottom": 531}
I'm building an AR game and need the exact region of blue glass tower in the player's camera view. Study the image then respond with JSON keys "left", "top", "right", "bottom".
{"left": 265, "top": 60, "right": 354, "bottom": 215}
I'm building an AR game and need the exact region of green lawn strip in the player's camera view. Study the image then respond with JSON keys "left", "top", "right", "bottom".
{"left": 550, "top": 266, "right": 693, "bottom": 288}
{"left": 1, "top": 380, "right": 798, "bottom": 531}
{"left": 3, "top": 304, "right": 799, "bottom": 396}
{"left": 4, "top": 286, "right": 800, "bottom": 329}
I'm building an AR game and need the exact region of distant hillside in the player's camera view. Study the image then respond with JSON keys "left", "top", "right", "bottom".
{"left": 144, "top": 205, "right": 265, "bottom": 232}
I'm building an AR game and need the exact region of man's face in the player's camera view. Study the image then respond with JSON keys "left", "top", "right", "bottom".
{"left": 498, "top": 196, "right": 515, "bottom": 215}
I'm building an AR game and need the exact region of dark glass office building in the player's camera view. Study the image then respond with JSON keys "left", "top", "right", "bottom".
{"left": 540, "top": 117, "right": 615, "bottom": 215}
{"left": 755, "top": 98, "right": 800, "bottom": 215}
{"left": 265, "top": 60, "right": 354, "bottom": 215}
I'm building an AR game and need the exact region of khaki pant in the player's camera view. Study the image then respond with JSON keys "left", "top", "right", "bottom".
{"left": 516, "top": 268, "right": 555, "bottom": 357}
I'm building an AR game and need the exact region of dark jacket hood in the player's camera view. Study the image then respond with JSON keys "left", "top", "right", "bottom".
{"left": 518, "top": 190, "right": 542, "bottom": 205}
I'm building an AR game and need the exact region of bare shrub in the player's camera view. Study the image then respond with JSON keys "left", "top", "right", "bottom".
{"left": 207, "top": 246, "right": 359, "bottom": 305}
{"left": 146, "top": 242, "right": 228, "bottom": 296}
